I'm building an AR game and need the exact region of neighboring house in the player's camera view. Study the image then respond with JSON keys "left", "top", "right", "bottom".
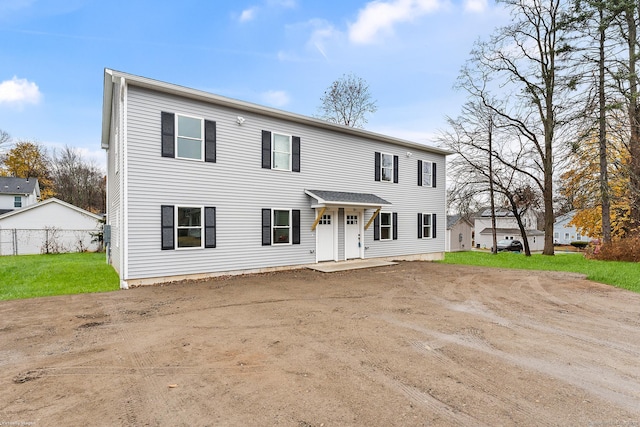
{"left": 102, "top": 69, "right": 451, "bottom": 288}
{"left": 445, "top": 214, "right": 473, "bottom": 252}
{"left": 0, "top": 177, "right": 40, "bottom": 215}
{"left": 0, "top": 197, "right": 102, "bottom": 255}
{"left": 474, "top": 208, "right": 545, "bottom": 251}
{"left": 553, "top": 211, "right": 590, "bottom": 245}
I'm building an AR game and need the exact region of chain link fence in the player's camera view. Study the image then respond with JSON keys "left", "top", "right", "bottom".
{"left": 0, "top": 227, "right": 100, "bottom": 256}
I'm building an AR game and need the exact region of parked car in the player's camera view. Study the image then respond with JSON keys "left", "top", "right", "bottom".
{"left": 496, "top": 239, "right": 523, "bottom": 252}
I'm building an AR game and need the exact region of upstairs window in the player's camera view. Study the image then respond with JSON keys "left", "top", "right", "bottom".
{"left": 161, "top": 112, "right": 216, "bottom": 162}
{"left": 374, "top": 152, "right": 399, "bottom": 183}
{"left": 14, "top": 196, "right": 22, "bottom": 208}
{"left": 417, "top": 160, "right": 437, "bottom": 187}
{"left": 262, "top": 131, "right": 301, "bottom": 172}
{"left": 176, "top": 115, "right": 203, "bottom": 160}
{"left": 273, "top": 133, "right": 292, "bottom": 171}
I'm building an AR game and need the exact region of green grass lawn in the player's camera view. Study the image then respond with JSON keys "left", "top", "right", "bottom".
{"left": 0, "top": 252, "right": 120, "bottom": 301}
{"left": 441, "top": 251, "right": 640, "bottom": 293}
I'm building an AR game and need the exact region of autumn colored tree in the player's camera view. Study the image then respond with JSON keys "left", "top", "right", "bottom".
{"left": 0, "top": 140, "right": 54, "bottom": 199}
{"left": 559, "top": 130, "right": 630, "bottom": 238}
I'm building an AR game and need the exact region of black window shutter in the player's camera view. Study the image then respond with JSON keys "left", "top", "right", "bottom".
{"left": 204, "top": 120, "right": 216, "bottom": 163}
{"left": 393, "top": 212, "right": 398, "bottom": 240}
{"left": 262, "top": 131, "right": 271, "bottom": 169}
{"left": 432, "top": 162, "right": 437, "bottom": 188}
{"left": 292, "top": 136, "right": 301, "bottom": 172}
{"left": 374, "top": 152, "right": 381, "bottom": 181}
{"left": 204, "top": 207, "right": 216, "bottom": 248}
{"left": 417, "top": 213, "right": 423, "bottom": 239}
{"left": 292, "top": 209, "right": 301, "bottom": 244}
{"left": 393, "top": 156, "right": 399, "bottom": 183}
{"left": 262, "top": 209, "right": 271, "bottom": 245}
{"left": 417, "top": 160, "right": 423, "bottom": 186}
{"left": 374, "top": 214, "right": 380, "bottom": 240}
{"left": 161, "top": 112, "right": 175, "bottom": 158}
{"left": 161, "top": 205, "right": 174, "bottom": 250}
{"left": 432, "top": 214, "right": 437, "bottom": 238}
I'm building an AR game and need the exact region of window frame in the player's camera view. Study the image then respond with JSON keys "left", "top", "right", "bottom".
{"left": 175, "top": 205, "right": 204, "bottom": 250}
{"left": 421, "top": 212, "right": 433, "bottom": 238}
{"left": 379, "top": 212, "right": 392, "bottom": 241}
{"left": 422, "top": 162, "right": 433, "bottom": 188}
{"left": 14, "top": 196, "right": 22, "bottom": 208}
{"left": 380, "top": 152, "right": 394, "bottom": 182}
{"left": 175, "top": 113, "right": 205, "bottom": 162}
{"left": 272, "top": 209, "right": 292, "bottom": 245}
{"left": 272, "top": 132, "right": 292, "bottom": 171}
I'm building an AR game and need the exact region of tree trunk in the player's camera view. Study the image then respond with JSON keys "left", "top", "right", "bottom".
{"left": 599, "top": 7, "right": 612, "bottom": 244}
{"left": 626, "top": 2, "right": 640, "bottom": 233}
{"left": 489, "top": 118, "right": 498, "bottom": 254}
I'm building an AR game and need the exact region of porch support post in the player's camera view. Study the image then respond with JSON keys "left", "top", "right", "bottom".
{"left": 311, "top": 206, "right": 327, "bottom": 231}
{"left": 364, "top": 208, "right": 381, "bottom": 231}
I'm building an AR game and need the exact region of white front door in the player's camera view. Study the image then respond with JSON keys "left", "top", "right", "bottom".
{"left": 316, "top": 211, "right": 335, "bottom": 261}
{"left": 345, "top": 212, "right": 362, "bottom": 259}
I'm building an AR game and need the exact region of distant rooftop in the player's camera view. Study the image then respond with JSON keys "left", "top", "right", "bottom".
{"left": 0, "top": 177, "right": 39, "bottom": 195}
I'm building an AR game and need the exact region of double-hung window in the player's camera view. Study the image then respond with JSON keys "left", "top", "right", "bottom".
{"left": 261, "top": 131, "right": 301, "bottom": 172}
{"left": 176, "top": 115, "right": 204, "bottom": 161}
{"left": 273, "top": 210, "right": 291, "bottom": 244}
{"left": 161, "top": 205, "right": 216, "bottom": 250}
{"left": 381, "top": 153, "right": 394, "bottom": 182}
{"left": 380, "top": 212, "right": 392, "bottom": 240}
{"left": 418, "top": 160, "right": 437, "bottom": 187}
{"left": 374, "top": 152, "right": 398, "bottom": 183}
{"left": 272, "top": 133, "right": 292, "bottom": 171}
{"left": 417, "top": 213, "right": 437, "bottom": 239}
{"left": 261, "top": 208, "right": 301, "bottom": 245}
{"left": 176, "top": 207, "right": 203, "bottom": 248}
{"left": 14, "top": 196, "right": 21, "bottom": 208}
{"left": 161, "top": 112, "right": 216, "bottom": 162}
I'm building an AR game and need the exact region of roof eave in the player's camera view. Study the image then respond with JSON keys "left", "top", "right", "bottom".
{"left": 105, "top": 69, "right": 454, "bottom": 157}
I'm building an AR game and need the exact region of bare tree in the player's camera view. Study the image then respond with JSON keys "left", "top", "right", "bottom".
{"left": 458, "top": 0, "right": 579, "bottom": 255}
{"left": 316, "top": 73, "right": 377, "bottom": 128}
{"left": 51, "top": 146, "right": 105, "bottom": 213}
{"left": 0, "top": 129, "right": 10, "bottom": 149}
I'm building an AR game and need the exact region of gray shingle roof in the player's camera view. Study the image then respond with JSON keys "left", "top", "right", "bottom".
{"left": 0, "top": 177, "right": 38, "bottom": 195}
{"left": 305, "top": 190, "right": 391, "bottom": 207}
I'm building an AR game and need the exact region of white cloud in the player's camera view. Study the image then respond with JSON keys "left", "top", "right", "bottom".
{"left": 0, "top": 76, "right": 42, "bottom": 106}
{"left": 348, "top": 0, "right": 441, "bottom": 44}
{"left": 464, "top": 0, "right": 488, "bottom": 13}
{"left": 261, "top": 90, "right": 290, "bottom": 107}
{"left": 239, "top": 7, "right": 256, "bottom": 22}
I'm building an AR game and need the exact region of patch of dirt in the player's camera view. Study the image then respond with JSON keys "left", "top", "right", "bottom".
{"left": 1, "top": 262, "right": 639, "bottom": 426}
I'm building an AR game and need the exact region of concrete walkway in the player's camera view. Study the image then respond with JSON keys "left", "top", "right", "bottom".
{"left": 307, "top": 258, "right": 397, "bottom": 273}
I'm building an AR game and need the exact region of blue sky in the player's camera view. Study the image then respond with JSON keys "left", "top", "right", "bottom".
{"left": 0, "top": 0, "right": 508, "bottom": 169}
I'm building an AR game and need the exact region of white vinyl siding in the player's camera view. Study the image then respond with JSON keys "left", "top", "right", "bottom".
{"left": 114, "top": 85, "right": 446, "bottom": 281}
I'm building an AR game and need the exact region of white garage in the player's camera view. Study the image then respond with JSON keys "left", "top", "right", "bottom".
{"left": 0, "top": 198, "right": 102, "bottom": 255}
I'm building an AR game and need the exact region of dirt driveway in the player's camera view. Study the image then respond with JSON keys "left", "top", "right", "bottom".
{"left": 1, "top": 262, "right": 639, "bottom": 426}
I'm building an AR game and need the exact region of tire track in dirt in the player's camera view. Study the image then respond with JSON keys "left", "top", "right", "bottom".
{"left": 380, "top": 314, "right": 640, "bottom": 417}
{"left": 98, "top": 300, "right": 194, "bottom": 426}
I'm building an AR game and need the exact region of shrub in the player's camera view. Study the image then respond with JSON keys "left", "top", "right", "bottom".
{"left": 570, "top": 241, "right": 589, "bottom": 250}
{"left": 588, "top": 235, "right": 640, "bottom": 262}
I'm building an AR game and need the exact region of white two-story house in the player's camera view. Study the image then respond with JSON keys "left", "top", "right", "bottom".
{"left": 101, "top": 69, "right": 450, "bottom": 288}
{"left": 0, "top": 177, "right": 40, "bottom": 215}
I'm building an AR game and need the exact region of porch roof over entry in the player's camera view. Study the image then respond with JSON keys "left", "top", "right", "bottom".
{"left": 305, "top": 189, "right": 391, "bottom": 209}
